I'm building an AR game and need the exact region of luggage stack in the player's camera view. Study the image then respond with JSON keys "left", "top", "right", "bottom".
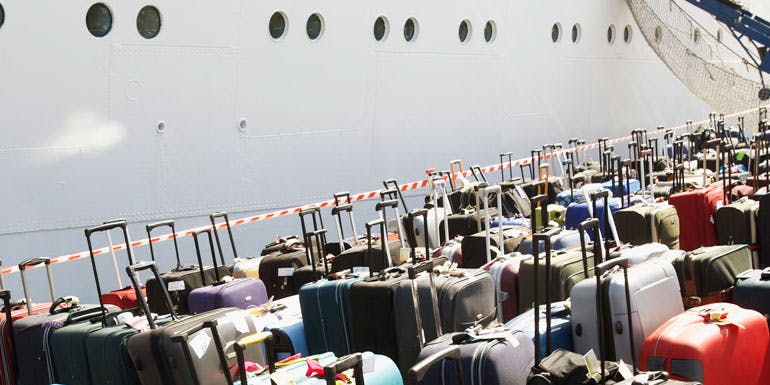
{"left": 8, "top": 111, "right": 770, "bottom": 385}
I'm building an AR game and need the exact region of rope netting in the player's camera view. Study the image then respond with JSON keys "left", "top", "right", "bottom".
{"left": 627, "top": 0, "right": 765, "bottom": 127}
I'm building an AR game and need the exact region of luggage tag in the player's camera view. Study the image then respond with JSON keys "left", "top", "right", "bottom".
{"left": 583, "top": 349, "right": 602, "bottom": 382}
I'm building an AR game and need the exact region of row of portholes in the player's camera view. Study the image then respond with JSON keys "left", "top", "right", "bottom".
{"left": 551, "top": 22, "right": 634, "bottom": 44}
{"left": 83, "top": 3, "right": 161, "bottom": 38}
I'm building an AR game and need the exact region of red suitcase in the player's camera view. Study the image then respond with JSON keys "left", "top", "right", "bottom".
{"left": 669, "top": 184, "right": 724, "bottom": 251}
{"left": 0, "top": 294, "right": 51, "bottom": 385}
{"left": 482, "top": 254, "right": 523, "bottom": 322}
{"left": 640, "top": 302, "right": 768, "bottom": 385}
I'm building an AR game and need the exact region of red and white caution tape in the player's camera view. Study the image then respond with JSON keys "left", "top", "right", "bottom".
{"left": 3, "top": 105, "right": 765, "bottom": 276}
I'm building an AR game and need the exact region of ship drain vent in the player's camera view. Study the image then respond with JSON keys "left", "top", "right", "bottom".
{"left": 626, "top": 0, "right": 765, "bottom": 120}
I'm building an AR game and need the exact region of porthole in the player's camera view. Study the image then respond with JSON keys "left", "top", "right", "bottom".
{"left": 404, "top": 18, "right": 418, "bottom": 42}
{"left": 306, "top": 13, "right": 323, "bottom": 40}
{"left": 484, "top": 20, "right": 496, "bottom": 43}
{"left": 607, "top": 24, "right": 616, "bottom": 44}
{"left": 269, "top": 12, "right": 287, "bottom": 40}
{"left": 0, "top": 3, "right": 6, "bottom": 30}
{"left": 459, "top": 20, "right": 471, "bottom": 43}
{"left": 551, "top": 23, "right": 562, "bottom": 43}
{"left": 86, "top": 3, "right": 112, "bottom": 38}
{"left": 373, "top": 16, "right": 389, "bottom": 42}
{"left": 623, "top": 25, "right": 633, "bottom": 43}
{"left": 571, "top": 23, "right": 581, "bottom": 43}
{"left": 654, "top": 26, "right": 662, "bottom": 43}
{"left": 137, "top": 6, "right": 161, "bottom": 39}
{"left": 693, "top": 28, "right": 701, "bottom": 44}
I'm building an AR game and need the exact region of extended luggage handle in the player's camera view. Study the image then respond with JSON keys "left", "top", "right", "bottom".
{"left": 592, "top": 256, "right": 636, "bottom": 383}
{"left": 383, "top": 179, "right": 409, "bottom": 212}
{"left": 323, "top": 353, "right": 365, "bottom": 385}
{"left": 589, "top": 190, "right": 620, "bottom": 254}
{"left": 449, "top": 160, "right": 465, "bottom": 189}
{"left": 102, "top": 218, "right": 130, "bottom": 291}
{"left": 408, "top": 260, "right": 443, "bottom": 349}
{"left": 519, "top": 163, "right": 534, "bottom": 183}
{"left": 406, "top": 208, "right": 430, "bottom": 263}
{"left": 146, "top": 219, "right": 182, "bottom": 268}
{"left": 331, "top": 202, "right": 359, "bottom": 253}
{"left": 303, "top": 229, "right": 330, "bottom": 275}
{"left": 168, "top": 319, "right": 233, "bottom": 385}
{"left": 209, "top": 212, "right": 237, "bottom": 266}
{"left": 407, "top": 346, "right": 463, "bottom": 385}
{"left": 234, "top": 331, "right": 277, "bottom": 381}
{"left": 438, "top": 170, "right": 456, "bottom": 191}
{"left": 470, "top": 165, "right": 487, "bottom": 183}
{"left": 577, "top": 219, "right": 603, "bottom": 281}
{"left": 597, "top": 137, "right": 610, "bottom": 173}
{"left": 563, "top": 158, "right": 575, "bottom": 201}
{"left": 299, "top": 207, "right": 329, "bottom": 268}
{"left": 530, "top": 194, "right": 549, "bottom": 233}
{"left": 482, "top": 185, "right": 505, "bottom": 264}
{"left": 500, "top": 152, "right": 513, "bottom": 182}
{"left": 365, "top": 219, "right": 389, "bottom": 276}
{"left": 334, "top": 191, "right": 352, "bottom": 205}
{"left": 538, "top": 164, "right": 550, "bottom": 199}
{"left": 431, "top": 178, "right": 452, "bottom": 246}
{"left": 18, "top": 257, "right": 56, "bottom": 315}
{"left": 376, "top": 196, "right": 406, "bottom": 249}
{"left": 531, "top": 150, "right": 543, "bottom": 178}
{"left": 85, "top": 221, "right": 136, "bottom": 323}
{"left": 126, "top": 261, "right": 178, "bottom": 328}
{"left": 192, "top": 227, "right": 221, "bottom": 284}
{"left": 532, "top": 228, "right": 561, "bottom": 363}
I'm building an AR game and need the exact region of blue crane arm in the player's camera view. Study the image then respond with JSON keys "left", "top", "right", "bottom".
{"left": 685, "top": 0, "right": 770, "bottom": 72}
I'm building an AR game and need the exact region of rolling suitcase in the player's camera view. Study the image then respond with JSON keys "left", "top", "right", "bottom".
{"left": 614, "top": 203, "right": 680, "bottom": 249}
{"left": 640, "top": 303, "right": 768, "bottom": 385}
{"left": 187, "top": 227, "right": 268, "bottom": 314}
{"left": 97, "top": 218, "right": 144, "bottom": 310}
{"left": 671, "top": 244, "right": 753, "bottom": 308}
{"left": 410, "top": 260, "right": 535, "bottom": 385}
{"left": 733, "top": 267, "right": 770, "bottom": 324}
{"left": 293, "top": 207, "right": 333, "bottom": 288}
{"left": 668, "top": 183, "right": 724, "bottom": 251}
{"left": 518, "top": 194, "right": 581, "bottom": 255}
{"left": 144, "top": 219, "right": 230, "bottom": 315}
{"left": 209, "top": 212, "right": 265, "bottom": 279}
{"left": 715, "top": 197, "right": 758, "bottom": 248}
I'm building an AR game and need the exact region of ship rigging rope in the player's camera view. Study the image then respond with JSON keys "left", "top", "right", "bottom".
{"left": 626, "top": 0, "right": 765, "bottom": 114}
{"left": 1, "top": 105, "right": 766, "bottom": 276}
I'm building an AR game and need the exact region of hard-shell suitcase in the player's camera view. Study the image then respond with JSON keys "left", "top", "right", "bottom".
{"left": 410, "top": 260, "right": 535, "bottom": 385}
{"left": 247, "top": 295, "right": 309, "bottom": 361}
{"left": 671, "top": 244, "right": 753, "bottom": 308}
{"left": 614, "top": 203, "right": 680, "bottom": 249}
{"left": 668, "top": 184, "right": 724, "bottom": 251}
{"left": 483, "top": 254, "right": 525, "bottom": 322}
{"left": 144, "top": 219, "right": 230, "bottom": 315}
{"left": 640, "top": 303, "right": 768, "bottom": 385}
{"left": 733, "top": 267, "right": 770, "bottom": 324}
{"left": 299, "top": 272, "right": 364, "bottom": 356}
{"left": 518, "top": 194, "right": 581, "bottom": 255}
{"left": 570, "top": 240, "right": 683, "bottom": 365}
{"left": 187, "top": 228, "right": 268, "bottom": 314}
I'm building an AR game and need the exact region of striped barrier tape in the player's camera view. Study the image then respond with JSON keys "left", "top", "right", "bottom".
{"left": 2, "top": 105, "right": 765, "bottom": 276}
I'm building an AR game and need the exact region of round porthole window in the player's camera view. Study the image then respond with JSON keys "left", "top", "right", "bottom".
{"left": 404, "top": 18, "right": 418, "bottom": 42}
{"left": 137, "top": 6, "right": 161, "bottom": 39}
{"left": 269, "top": 12, "right": 287, "bottom": 40}
{"left": 571, "top": 23, "right": 581, "bottom": 43}
{"left": 607, "top": 24, "right": 616, "bottom": 44}
{"left": 459, "top": 19, "right": 471, "bottom": 43}
{"left": 552, "top": 22, "right": 562, "bottom": 43}
{"left": 654, "top": 26, "right": 662, "bottom": 43}
{"left": 86, "top": 3, "right": 112, "bottom": 38}
{"left": 624, "top": 24, "right": 633, "bottom": 43}
{"left": 484, "top": 20, "right": 496, "bottom": 43}
{"left": 1, "top": 3, "right": 6, "bottom": 30}
{"left": 306, "top": 13, "right": 323, "bottom": 40}
{"left": 373, "top": 16, "right": 388, "bottom": 42}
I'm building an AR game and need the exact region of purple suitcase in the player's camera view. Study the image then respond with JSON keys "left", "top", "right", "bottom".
{"left": 187, "top": 227, "right": 268, "bottom": 314}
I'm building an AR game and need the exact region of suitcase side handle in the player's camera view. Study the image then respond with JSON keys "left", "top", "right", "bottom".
{"left": 406, "top": 346, "right": 464, "bottom": 385}
{"left": 323, "top": 353, "right": 364, "bottom": 385}
{"left": 532, "top": 228, "right": 561, "bottom": 363}
{"left": 209, "top": 212, "right": 237, "bottom": 266}
{"left": 146, "top": 219, "right": 182, "bottom": 266}
{"left": 192, "top": 227, "right": 220, "bottom": 284}
{"left": 126, "top": 261, "right": 178, "bottom": 328}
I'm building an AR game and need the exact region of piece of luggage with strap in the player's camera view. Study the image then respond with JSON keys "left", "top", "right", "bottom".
{"left": 614, "top": 203, "right": 680, "bottom": 249}
{"left": 144, "top": 219, "right": 230, "bottom": 315}
{"left": 715, "top": 197, "right": 759, "bottom": 251}
{"left": 187, "top": 228, "right": 268, "bottom": 314}
{"left": 671, "top": 244, "right": 753, "bottom": 308}
{"left": 519, "top": 194, "right": 581, "bottom": 255}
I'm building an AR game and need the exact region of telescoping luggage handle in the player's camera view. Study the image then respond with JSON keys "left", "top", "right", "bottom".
{"left": 332, "top": 192, "right": 359, "bottom": 249}
{"left": 102, "top": 218, "right": 130, "bottom": 290}
{"left": 500, "top": 152, "right": 513, "bottom": 182}
{"left": 449, "top": 160, "right": 465, "bottom": 189}
{"left": 365, "top": 218, "right": 397, "bottom": 275}
{"left": 592, "top": 256, "right": 636, "bottom": 384}
{"left": 126, "top": 261, "right": 178, "bottom": 329}
{"left": 578, "top": 219, "right": 604, "bottom": 283}
{"left": 482, "top": 185, "right": 504, "bottom": 264}
{"left": 589, "top": 190, "right": 620, "bottom": 255}
{"left": 191, "top": 227, "right": 222, "bottom": 284}
{"left": 383, "top": 179, "right": 409, "bottom": 212}
{"left": 18, "top": 257, "right": 56, "bottom": 315}
{"left": 85, "top": 221, "right": 142, "bottom": 326}
{"left": 470, "top": 165, "right": 487, "bottom": 183}
{"left": 530, "top": 193, "right": 549, "bottom": 233}
{"left": 299, "top": 207, "right": 330, "bottom": 273}
{"left": 146, "top": 219, "right": 182, "bottom": 268}
{"left": 430, "top": 178, "right": 452, "bottom": 246}
{"left": 376, "top": 195, "right": 406, "bottom": 250}
{"left": 531, "top": 228, "right": 563, "bottom": 364}
{"left": 406, "top": 346, "right": 464, "bottom": 385}
{"left": 408, "top": 260, "right": 443, "bottom": 350}
{"left": 209, "top": 212, "right": 237, "bottom": 266}
{"left": 407, "top": 208, "right": 430, "bottom": 263}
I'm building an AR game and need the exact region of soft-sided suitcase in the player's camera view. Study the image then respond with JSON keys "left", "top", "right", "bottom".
{"left": 614, "top": 203, "right": 680, "bottom": 249}
{"left": 715, "top": 197, "right": 759, "bottom": 247}
{"left": 671, "top": 244, "right": 753, "bottom": 308}
{"left": 250, "top": 294, "right": 309, "bottom": 359}
{"left": 144, "top": 219, "right": 230, "bottom": 315}
{"left": 410, "top": 260, "right": 535, "bottom": 385}
{"left": 668, "top": 184, "right": 724, "bottom": 251}
{"left": 98, "top": 219, "right": 144, "bottom": 310}
{"left": 187, "top": 227, "right": 268, "bottom": 314}
{"left": 570, "top": 236, "right": 684, "bottom": 366}
{"left": 640, "top": 303, "right": 768, "bottom": 385}
{"left": 299, "top": 272, "right": 364, "bottom": 356}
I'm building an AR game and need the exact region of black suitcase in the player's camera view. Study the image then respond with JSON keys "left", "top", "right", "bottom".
{"left": 144, "top": 220, "right": 229, "bottom": 315}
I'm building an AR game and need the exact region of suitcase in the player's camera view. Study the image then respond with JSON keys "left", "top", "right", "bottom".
{"left": 254, "top": 294, "right": 309, "bottom": 360}
{"left": 329, "top": 192, "right": 358, "bottom": 254}
{"left": 733, "top": 268, "right": 770, "bottom": 325}
{"left": 483, "top": 253, "right": 526, "bottom": 322}
{"left": 640, "top": 303, "right": 768, "bottom": 385}
{"left": 406, "top": 346, "right": 464, "bottom": 385}
{"left": 126, "top": 261, "right": 262, "bottom": 385}
{"left": 299, "top": 272, "right": 364, "bottom": 356}
{"left": 144, "top": 219, "right": 230, "bottom": 315}
{"left": 668, "top": 183, "right": 725, "bottom": 251}
{"left": 564, "top": 196, "right": 621, "bottom": 237}
{"left": 97, "top": 219, "right": 144, "bottom": 310}
{"left": 614, "top": 203, "right": 680, "bottom": 249}
{"left": 209, "top": 212, "right": 265, "bottom": 279}
{"left": 715, "top": 197, "right": 759, "bottom": 247}
{"left": 571, "top": 236, "right": 683, "bottom": 366}
{"left": 672, "top": 244, "right": 753, "bottom": 308}
{"left": 518, "top": 194, "right": 581, "bottom": 255}
{"left": 410, "top": 260, "right": 535, "bottom": 385}
{"left": 187, "top": 227, "right": 268, "bottom": 314}
{"left": 0, "top": 290, "right": 21, "bottom": 385}
{"left": 757, "top": 192, "right": 770, "bottom": 268}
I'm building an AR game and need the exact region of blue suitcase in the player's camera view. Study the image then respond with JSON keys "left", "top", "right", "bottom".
{"left": 187, "top": 228, "right": 268, "bottom": 314}
{"left": 248, "top": 295, "right": 309, "bottom": 360}
{"left": 564, "top": 196, "right": 620, "bottom": 237}
{"left": 299, "top": 274, "right": 364, "bottom": 356}
{"left": 504, "top": 302, "right": 572, "bottom": 360}
{"left": 734, "top": 268, "right": 770, "bottom": 325}
{"left": 601, "top": 178, "right": 641, "bottom": 196}
{"left": 518, "top": 230, "right": 580, "bottom": 254}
